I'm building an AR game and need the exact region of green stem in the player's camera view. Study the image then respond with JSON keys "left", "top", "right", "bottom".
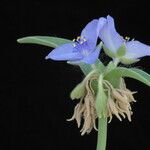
{"left": 79, "top": 61, "right": 107, "bottom": 150}
{"left": 96, "top": 118, "right": 107, "bottom": 150}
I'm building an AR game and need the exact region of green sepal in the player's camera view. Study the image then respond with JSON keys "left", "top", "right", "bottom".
{"left": 103, "top": 45, "right": 117, "bottom": 58}
{"left": 70, "top": 82, "right": 85, "bottom": 100}
{"left": 120, "top": 57, "right": 139, "bottom": 64}
{"left": 104, "top": 74, "right": 121, "bottom": 88}
{"left": 116, "top": 43, "right": 126, "bottom": 57}
{"left": 94, "top": 59, "right": 105, "bottom": 73}
{"left": 95, "top": 75, "right": 107, "bottom": 118}
{"left": 17, "top": 36, "right": 72, "bottom": 48}
{"left": 78, "top": 59, "right": 105, "bottom": 76}
{"left": 78, "top": 63, "right": 93, "bottom": 75}
{"left": 104, "top": 61, "right": 116, "bottom": 76}
{"left": 104, "top": 67, "right": 150, "bottom": 87}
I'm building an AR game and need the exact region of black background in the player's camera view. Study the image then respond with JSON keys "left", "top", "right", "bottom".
{"left": 1, "top": 0, "right": 150, "bottom": 150}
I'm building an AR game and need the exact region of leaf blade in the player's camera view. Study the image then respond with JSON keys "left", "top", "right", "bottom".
{"left": 17, "top": 36, "right": 72, "bottom": 48}
{"left": 104, "top": 67, "right": 150, "bottom": 87}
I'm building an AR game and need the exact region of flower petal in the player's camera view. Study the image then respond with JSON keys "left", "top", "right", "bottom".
{"left": 124, "top": 40, "right": 150, "bottom": 59}
{"left": 97, "top": 17, "right": 107, "bottom": 34}
{"left": 45, "top": 43, "right": 83, "bottom": 61}
{"left": 99, "top": 15, "right": 124, "bottom": 52}
{"left": 81, "top": 46, "right": 101, "bottom": 64}
{"left": 81, "top": 19, "right": 99, "bottom": 50}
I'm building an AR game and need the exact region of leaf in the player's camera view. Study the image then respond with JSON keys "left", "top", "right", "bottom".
{"left": 131, "top": 68, "right": 150, "bottom": 83}
{"left": 17, "top": 36, "right": 72, "bottom": 48}
{"left": 104, "top": 67, "right": 150, "bottom": 87}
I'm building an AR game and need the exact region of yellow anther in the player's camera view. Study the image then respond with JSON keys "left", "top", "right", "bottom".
{"left": 77, "top": 36, "right": 81, "bottom": 41}
{"left": 125, "top": 36, "right": 130, "bottom": 41}
{"left": 72, "top": 39, "right": 75, "bottom": 42}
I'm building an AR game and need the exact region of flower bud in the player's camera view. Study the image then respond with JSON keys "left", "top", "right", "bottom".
{"left": 70, "top": 82, "right": 85, "bottom": 100}
{"left": 95, "top": 75, "right": 107, "bottom": 118}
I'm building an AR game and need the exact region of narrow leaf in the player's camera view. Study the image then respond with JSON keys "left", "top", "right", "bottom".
{"left": 104, "top": 67, "right": 150, "bottom": 86}
{"left": 131, "top": 68, "right": 150, "bottom": 83}
{"left": 17, "top": 36, "right": 72, "bottom": 48}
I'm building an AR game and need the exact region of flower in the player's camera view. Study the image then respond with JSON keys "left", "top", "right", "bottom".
{"left": 45, "top": 18, "right": 106, "bottom": 64}
{"left": 98, "top": 15, "right": 150, "bottom": 64}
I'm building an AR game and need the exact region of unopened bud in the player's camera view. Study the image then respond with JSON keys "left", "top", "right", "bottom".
{"left": 70, "top": 82, "right": 85, "bottom": 100}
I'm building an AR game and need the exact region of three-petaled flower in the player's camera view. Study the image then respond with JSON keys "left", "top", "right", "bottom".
{"left": 46, "top": 19, "right": 105, "bottom": 64}
{"left": 46, "top": 15, "right": 150, "bottom": 65}
{"left": 98, "top": 15, "right": 150, "bottom": 64}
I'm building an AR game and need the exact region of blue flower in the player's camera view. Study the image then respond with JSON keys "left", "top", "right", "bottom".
{"left": 45, "top": 19, "right": 106, "bottom": 64}
{"left": 98, "top": 15, "right": 150, "bottom": 63}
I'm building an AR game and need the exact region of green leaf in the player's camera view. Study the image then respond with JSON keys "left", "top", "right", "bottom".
{"left": 95, "top": 75, "right": 107, "bottom": 118}
{"left": 131, "top": 68, "right": 150, "bottom": 83}
{"left": 104, "top": 67, "right": 150, "bottom": 87}
{"left": 17, "top": 36, "right": 72, "bottom": 48}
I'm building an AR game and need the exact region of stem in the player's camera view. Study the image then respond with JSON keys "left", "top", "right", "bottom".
{"left": 113, "top": 58, "right": 119, "bottom": 67}
{"left": 91, "top": 64, "right": 97, "bottom": 70}
{"left": 96, "top": 118, "right": 107, "bottom": 150}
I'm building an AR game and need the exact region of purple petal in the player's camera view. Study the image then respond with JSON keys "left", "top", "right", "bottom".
{"left": 81, "top": 46, "right": 101, "bottom": 64}
{"left": 97, "top": 17, "right": 107, "bottom": 34}
{"left": 81, "top": 19, "right": 99, "bottom": 50}
{"left": 125, "top": 40, "right": 150, "bottom": 59}
{"left": 99, "top": 15, "right": 124, "bottom": 52}
{"left": 45, "top": 43, "right": 83, "bottom": 61}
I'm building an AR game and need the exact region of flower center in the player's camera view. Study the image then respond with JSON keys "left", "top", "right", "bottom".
{"left": 125, "top": 36, "right": 130, "bottom": 41}
{"left": 73, "top": 36, "right": 87, "bottom": 47}
{"left": 72, "top": 36, "right": 91, "bottom": 56}
{"left": 124, "top": 36, "right": 135, "bottom": 42}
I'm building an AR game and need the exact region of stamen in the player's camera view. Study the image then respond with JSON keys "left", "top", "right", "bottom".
{"left": 77, "top": 36, "right": 81, "bottom": 41}
{"left": 73, "top": 36, "right": 87, "bottom": 47}
{"left": 125, "top": 36, "right": 130, "bottom": 41}
{"left": 73, "top": 43, "right": 76, "bottom": 47}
